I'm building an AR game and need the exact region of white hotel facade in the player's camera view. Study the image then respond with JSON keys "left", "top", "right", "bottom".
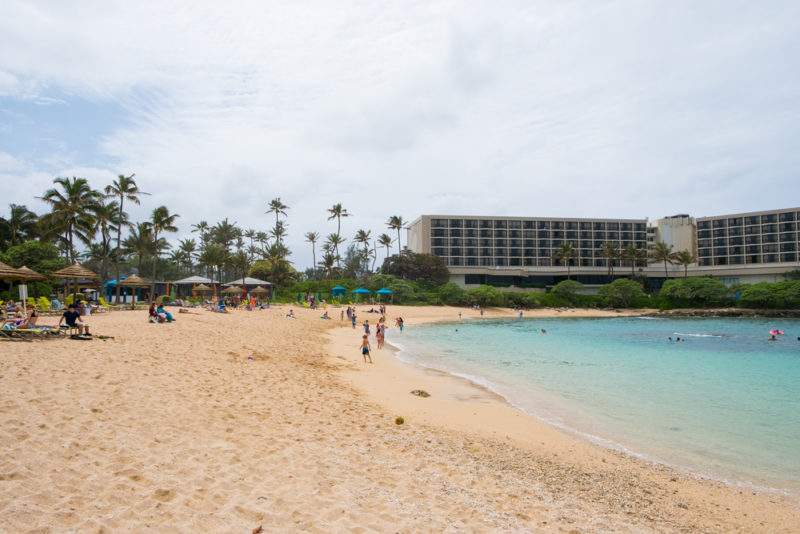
{"left": 406, "top": 207, "right": 800, "bottom": 289}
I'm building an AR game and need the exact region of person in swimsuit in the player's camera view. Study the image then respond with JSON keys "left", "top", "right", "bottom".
{"left": 360, "top": 334, "right": 372, "bottom": 363}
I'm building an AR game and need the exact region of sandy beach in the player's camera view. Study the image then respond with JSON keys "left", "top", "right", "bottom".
{"left": 1, "top": 304, "right": 798, "bottom": 533}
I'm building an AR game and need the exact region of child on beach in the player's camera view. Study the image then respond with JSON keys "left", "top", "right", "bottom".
{"left": 360, "top": 334, "right": 372, "bottom": 363}
{"left": 364, "top": 320, "right": 370, "bottom": 335}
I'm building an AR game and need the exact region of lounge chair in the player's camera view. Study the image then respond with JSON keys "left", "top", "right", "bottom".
{"left": 0, "top": 324, "right": 64, "bottom": 341}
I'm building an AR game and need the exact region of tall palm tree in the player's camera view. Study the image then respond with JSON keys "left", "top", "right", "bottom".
{"left": 378, "top": 233, "right": 393, "bottom": 263}
{"left": 93, "top": 200, "right": 122, "bottom": 282}
{"left": 386, "top": 215, "right": 405, "bottom": 256}
{"left": 105, "top": 174, "right": 149, "bottom": 302}
{"left": 318, "top": 252, "right": 337, "bottom": 290}
{"left": 178, "top": 238, "right": 197, "bottom": 273}
{"left": 673, "top": 249, "right": 696, "bottom": 278}
{"left": 197, "top": 243, "right": 229, "bottom": 292}
{"left": 305, "top": 231, "right": 320, "bottom": 279}
{"left": 622, "top": 245, "right": 647, "bottom": 276}
{"left": 326, "top": 233, "right": 346, "bottom": 268}
{"left": 39, "top": 176, "right": 102, "bottom": 263}
{"left": 327, "top": 203, "right": 351, "bottom": 260}
{"left": 270, "top": 221, "right": 288, "bottom": 247}
{"left": 148, "top": 206, "right": 180, "bottom": 281}
{"left": 649, "top": 242, "right": 676, "bottom": 279}
{"left": 0, "top": 204, "right": 39, "bottom": 247}
{"left": 255, "top": 231, "right": 270, "bottom": 252}
{"left": 552, "top": 242, "right": 575, "bottom": 280}
{"left": 122, "top": 222, "right": 155, "bottom": 271}
{"left": 600, "top": 242, "right": 619, "bottom": 279}
{"left": 212, "top": 218, "right": 239, "bottom": 252}
{"left": 267, "top": 198, "right": 289, "bottom": 232}
{"left": 354, "top": 229, "right": 372, "bottom": 273}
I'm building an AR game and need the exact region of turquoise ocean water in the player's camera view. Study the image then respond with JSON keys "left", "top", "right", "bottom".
{"left": 386, "top": 316, "right": 800, "bottom": 492}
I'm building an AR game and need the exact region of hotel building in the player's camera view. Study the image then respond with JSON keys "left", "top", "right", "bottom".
{"left": 407, "top": 208, "right": 800, "bottom": 288}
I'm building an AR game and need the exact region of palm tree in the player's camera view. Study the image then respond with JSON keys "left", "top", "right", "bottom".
{"left": 39, "top": 176, "right": 102, "bottom": 263}
{"left": 122, "top": 223, "right": 154, "bottom": 271}
{"left": 600, "top": 242, "right": 619, "bottom": 279}
{"left": 326, "top": 233, "right": 346, "bottom": 268}
{"left": 673, "top": 249, "right": 696, "bottom": 278}
{"left": 212, "top": 218, "right": 239, "bottom": 252}
{"left": 191, "top": 220, "right": 210, "bottom": 250}
{"left": 148, "top": 206, "right": 180, "bottom": 281}
{"left": 0, "top": 204, "right": 39, "bottom": 247}
{"left": 230, "top": 250, "right": 250, "bottom": 285}
{"left": 386, "top": 215, "right": 405, "bottom": 256}
{"left": 327, "top": 203, "right": 351, "bottom": 260}
{"left": 622, "top": 245, "right": 647, "bottom": 276}
{"left": 105, "top": 174, "right": 148, "bottom": 302}
{"left": 378, "top": 233, "right": 393, "bottom": 263}
{"left": 552, "top": 242, "right": 575, "bottom": 280}
{"left": 305, "top": 231, "right": 320, "bottom": 279}
{"left": 649, "top": 242, "right": 676, "bottom": 279}
{"left": 197, "top": 243, "right": 229, "bottom": 290}
{"left": 354, "top": 229, "right": 372, "bottom": 273}
{"left": 93, "top": 200, "right": 122, "bottom": 282}
{"left": 318, "top": 251, "right": 337, "bottom": 290}
{"left": 255, "top": 231, "right": 270, "bottom": 252}
{"left": 267, "top": 198, "right": 289, "bottom": 230}
{"left": 270, "top": 220, "right": 288, "bottom": 247}
{"left": 178, "top": 238, "right": 197, "bottom": 272}
{"left": 244, "top": 229, "right": 257, "bottom": 249}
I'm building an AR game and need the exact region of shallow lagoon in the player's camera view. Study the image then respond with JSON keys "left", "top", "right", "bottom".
{"left": 389, "top": 316, "right": 800, "bottom": 492}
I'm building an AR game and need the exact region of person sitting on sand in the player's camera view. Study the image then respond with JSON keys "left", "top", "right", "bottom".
{"left": 286, "top": 309, "right": 295, "bottom": 318}
{"left": 59, "top": 303, "right": 90, "bottom": 335}
{"left": 149, "top": 303, "right": 163, "bottom": 323}
{"left": 360, "top": 334, "right": 372, "bottom": 363}
{"left": 156, "top": 303, "right": 174, "bottom": 323}
{"left": 320, "top": 311, "right": 329, "bottom": 319}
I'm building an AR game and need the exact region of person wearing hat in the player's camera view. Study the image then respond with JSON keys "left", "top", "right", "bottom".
{"left": 59, "top": 303, "right": 90, "bottom": 335}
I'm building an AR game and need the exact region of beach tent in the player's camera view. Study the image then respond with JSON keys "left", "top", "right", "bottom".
{"left": 376, "top": 287, "right": 394, "bottom": 303}
{"left": 332, "top": 286, "right": 346, "bottom": 302}
{"left": 352, "top": 287, "right": 371, "bottom": 303}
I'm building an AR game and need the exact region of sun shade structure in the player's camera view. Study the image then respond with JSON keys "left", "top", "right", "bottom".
{"left": 116, "top": 274, "right": 153, "bottom": 287}
{"left": 375, "top": 288, "right": 393, "bottom": 295}
{"left": 193, "top": 284, "right": 213, "bottom": 292}
{"left": 16, "top": 266, "right": 47, "bottom": 281}
{"left": 351, "top": 287, "right": 371, "bottom": 294}
{"left": 172, "top": 275, "right": 215, "bottom": 285}
{"left": 249, "top": 286, "right": 269, "bottom": 294}
{"left": 50, "top": 263, "right": 100, "bottom": 280}
{"left": 221, "top": 285, "right": 243, "bottom": 295}
{"left": 222, "top": 277, "right": 271, "bottom": 286}
{"left": 0, "top": 261, "right": 27, "bottom": 280}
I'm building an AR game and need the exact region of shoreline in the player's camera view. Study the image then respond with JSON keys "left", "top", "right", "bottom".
{"left": 331, "top": 305, "right": 800, "bottom": 531}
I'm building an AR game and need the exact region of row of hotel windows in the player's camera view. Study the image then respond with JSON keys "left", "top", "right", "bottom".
{"left": 438, "top": 257, "right": 644, "bottom": 267}
{"left": 697, "top": 254, "right": 797, "bottom": 266}
{"left": 431, "top": 229, "right": 648, "bottom": 240}
{"left": 696, "top": 211, "right": 799, "bottom": 230}
{"left": 430, "top": 219, "right": 647, "bottom": 232}
{"left": 697, "top": 234, "right": 798, "bottom": 247}
{"left": 432, "top": 247, "right": 646, "bottom": 258}
{"left": 431, "top": 238, "right": 648, "bottom": 248}
{"left": 698, "top": 243, "right": 798, "bottom": 256}
{"left": 697, "top": 225, "right": 797, "bottom": 238}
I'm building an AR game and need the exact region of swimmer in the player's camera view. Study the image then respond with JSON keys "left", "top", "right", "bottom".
{"left": 541, "top": 329, "right": 546, "bottom": 334}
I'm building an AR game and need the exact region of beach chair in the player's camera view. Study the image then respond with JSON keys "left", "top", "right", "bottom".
{"left": 98, "top": 297, "right": 121, "bottom": 311}
{"left": 50, "top": 299, "right": 64, "bottom": 312}
{"left": 0, "top": 324, "right": 62, "bottom": 342}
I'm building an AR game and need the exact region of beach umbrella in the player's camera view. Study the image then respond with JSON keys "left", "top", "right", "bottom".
{"left": 0, "top": 260, "right": 27, "bottom": 280}
{"left": 51, "top": 263, "right": 100, "bottom": 306}
{"left": 352, "top": 287, "right": 371, "bottom": 303}
{"left": 117, "top": 274, "right": 154, "bottom": 309}
{"left": 222, "top": 285, "right": 242, "bottom": 295}
{"left": 249, "top": 286, "right": 268, "bottom": 295}
{"left": 16, "top": 266, "right": 47, "bottom": 281}
{"left": 194, "top": 284, "right": 213, "bottom": 292}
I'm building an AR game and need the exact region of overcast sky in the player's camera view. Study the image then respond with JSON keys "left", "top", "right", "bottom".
{"left": 2, "top": 1, "right": 799, "bottom": 270}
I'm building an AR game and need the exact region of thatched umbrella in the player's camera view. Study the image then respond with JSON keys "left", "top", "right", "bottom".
{"left": 222, "top": 285, "right": 242, "bottom": 295}
{"left": 50, "top": 263, "right": 100, "bottom": 306}
{"left": 0, "top": 261, "right": 27, "bottom": 314}
{"left": 117, "top": 275, "right": 154, "bottom": 309}
{"left": 17, "top": 266, "right": 47, "bottom": 281}
{"left": 249, "top": 286, "right": 268, "bottom": 295}
{"left": 194, "top": 283, "right": 212, "bottom": 292}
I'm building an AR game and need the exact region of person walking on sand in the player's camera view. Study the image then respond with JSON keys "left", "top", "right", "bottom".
{"left": 360, "top": 334, "right": 372, "bottom": 363}
{"left": 352, "top": 313, "right": 357, "bottom": 329}
{"left": 364, "top": 319, "right": 370, "bottom": 335}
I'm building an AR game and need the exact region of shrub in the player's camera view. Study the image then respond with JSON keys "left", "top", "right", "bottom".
{"left": 598, "top": 278, "right": 645, "bottom": 307}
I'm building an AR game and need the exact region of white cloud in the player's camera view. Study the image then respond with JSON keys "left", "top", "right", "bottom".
{"left": 1, "top": 1, "right": 799, "bottom": 268}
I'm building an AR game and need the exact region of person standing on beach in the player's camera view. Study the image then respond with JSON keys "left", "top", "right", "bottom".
{"left": 398, "top": 317, "right": 404, "bottom": 333}
{"left": 352, "top": 313, "right": 357, "bottom": 329}
{"left": 360, "top": 334, "right": 372, "bottom": 363}
{"left": 364, "top": 319, "right": 370, "bottom": 335}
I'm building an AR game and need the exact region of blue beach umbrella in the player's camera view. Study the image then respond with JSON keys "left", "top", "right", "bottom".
{"left": 375, "top": 287, "right": 394, "bottom": 303}
{"left": 352, "top": 287, "right": 371, "bottom": 303}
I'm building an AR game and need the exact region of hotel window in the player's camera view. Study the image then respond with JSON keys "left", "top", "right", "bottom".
{"left": 465, "top": 219, "right": 478, "bottom": 228}
{"left": 465, "top": 248, "right": 477, "bottom": 256}
{"left": 697, "top": 221, "right": 711, "bottom": 230}
{"left": 466, "top": 257, "right": 478, "bottom": 266}
{"left": 729, "top": 237, "right": 743, "bottom": 245}
{"left": 509, "top": 230, "right": 521, "bottom": 238}
{"left": 465, "top": 229, "right": 477, "bottom": 237}
{"left": 745, "top": 235, "right": 761, "bottom": 244}
{"left": 566, "top": 231, "right": 577, "bottom": 239}
{"left": 763, "top": 223, "right": 777, "bottom": 233}
{"left": 432, "top": 238, "right": 447, "bottom": 246}
{"left": 621, "top": 223, "right": 632, "bottom": 231}
{"left": 580, "top": 258, "right": 592, "bottom": 266}
{"left": 537, "top": 221, "right": 548, "bottom": 230}
{"left": 524, "top": 239, "right": 535, "bottom": 247}
{"left": 763, "top": 234, "right": 777, "bottom": 244}
{"left": 712, "top": 229, "right": 727, "bottom": 237}
{"left": 728, "top": 227, "right": 741, "bottom": 236}
{"left": 537, "top": 258, "right": 551, "bottom": 266}
{"left": 480, "top": 258, "right": 493, "bottom": 266}
{"left": 509, "top": 258, "right": 520, "bottom": 266}
{"left": 746, "top": 245, "right": 761, "bottom": 254}
{"left": 729, "top": 217, "right": 743, "bottom": 226}
{"left": 714, "top": 247, "right": 728, "bottom": 256}
{"left": 782, "top": 252, "right": 797, "bottom": 262}
{"left": 764, "top": 254, "right": 778, "bottom": 262}
{"left": 552, "top": 231, "right": 564, "bottom": 239}
{"left": 581, "top": 222, "right": 592, "bottom": 230}
{"left": 480, "top": 247, "right": 492, "bottom": 256}
{"left": 607, "top": 222, "right": 620, "bottom": 231}
{"left": 698, "top": 248, "right": 711, "bottom": 257}
{"left": 746, "top": 216, "right": 760, "bottom": 225}
{"left": 524, "top": 258, "right": 535, "bottom": 266}
{"left": 594, "top": 240, "right": 604, "bottom": 248}
{"left": 781, "top": 232, "right": 797, "bottom": 242}
{"left": 450, "top": 219, "right": 463, "bottom": 228}
{"left": 714, "top": 257, "right": 728, "bottom": 265}
{"left": 432, "top": 247, "right": 445, "bottom": 256}
{"left": 523, "top": 220, "right": 534, "bottom": 229}
{"left": 552, "top": 221, "right": 563, "bottom": 230}
{"left": 450, "top": 248, "right": 462, "bottom": 256}
{"left": 509, "top": 220, "right": 521, "bottom": 229}
{"left": 538, "top": 239, "right": 549, "bottom": 248}
{"left": 729, "top": 256, "right": 743, "bottom": 265}
{"left": 730, "top": 246, "right": 743, "bottom": 255}
{"left": 762, "top": 214, "right": 777, "bottom": 224}
{"left": 780, "top": 222, "right": 797, "bottom": 232}
{"left": 495, "top": 239, "right": 506, "bottom": 247}
{"left": 450, "top": 238, "right": 462, "bottom": 246}
{"left": 509, "top": 248, "right": 521, "bottom": 257}
{"left": 432, "top": 219, "right": 447, "bottom": 227}
{"left": 449, "top": 257, "right": 461, "bottom": 266}
{"left": 432, "top": 229, "right": 447, "bottom": 237}
{"left": 495, "top": 220, "right": 507, "bottom": 229}
{"left": 450, "top": 229, "right": 462, "bottom": 237}
{"left": 524, "top": 249, "right": 536, "bottom": 257}
{"left": 697, "top": 229, "right": 711, "bottom": 239}
{"left": 621, "top": 232, "right": 631, "bottom": 240}
{"left": 480, "top": 220, "right": 492, "bottom": 228}
{"left": 580, "top": 240, "right": 592, "bottom": 248}
{"left": 780, "top": 242, "right": 796, "bottom": 252}
{"left": 607, "top": 231, "right": 619, "bottom": 240}
{"left": 509, "top": 239, "right": 521, "bottom": 247}
{"left": 537, "top": 230, "right": 549, "bottom": 238}
{"left": 496, "top": 257, "right": 507, "bottom": 266}
{"left": 699, "top": 258, "right": 712, "bottom": 266}
{"left": 779, "top": 212, "right": 796, "bottom": 222}
{"left": 713, "top": 238, "right": 727, "bottom": 247}
{"left": 480, "top": 229, "right": 492, "bottom": 238}
{"left": 745, "top": 225, "right": 760, "bottom": 235}
{"left": 566, "top": 221, "right": 578, "bottom": 230}
{"left": 712, "top": 219, "right": 727, "bottom": 228}
{"left": 763, "top": 244, "right": 779, "bottom": 253}
{"left": 495, "top": 229, "right": 507, "bottom": 238}
{"left": 746, "top": 255, "right": 761, "bottom": 264}
{"left": 635, "top": 223, "right": 647, "bottom": 232}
